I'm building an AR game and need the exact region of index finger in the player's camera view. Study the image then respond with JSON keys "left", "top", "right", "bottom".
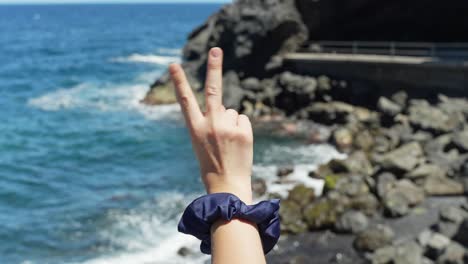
{"left": 169, "top": 64, "right": 203, "bottom": 127}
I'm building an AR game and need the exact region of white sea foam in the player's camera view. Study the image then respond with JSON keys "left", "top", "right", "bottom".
{"left": 253, "top": 144, "right": 347, "bottom": 198}
{"left": 81, "top": 192, "right": 209, "bottom": 264}
{"left": 112, "top": 54, "right": 181, "bottom": 65}
{"left": 157, "top": 48, "right": 182, "bottom": 56}
{"left": 28, "top": 82, "right": 182, "bottom": 121}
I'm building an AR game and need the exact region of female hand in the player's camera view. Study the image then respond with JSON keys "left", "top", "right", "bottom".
{"left": 169, "top": 47, "right": 254, "bottom": 204}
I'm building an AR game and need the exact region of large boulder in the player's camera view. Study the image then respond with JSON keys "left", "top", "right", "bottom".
{"left": 382, "top": 179, "right": 425, "bottom": 217}
{"left": 144, "top": 0, "right": 308, "bottom": 105}
{"left": 376, "top": 142, "right": 424, "bottom": 173}
{"left": 279, "top": 200, "right": 308, "bottom": 234}
{"left": 334, "top": 210, "right": 369, "bottom": 234}
{"left": 354, "top": 224, "right": 395, "bottom": 252}
{"left": 408, "top": 100, "right": 460, "bottom": 133}
{"left": 424, "top": 176, "right": 465, "bottom": 196}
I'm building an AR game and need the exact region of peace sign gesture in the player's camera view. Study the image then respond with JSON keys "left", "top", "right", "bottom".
{"left": 169, "top": 47, "right": 254, "bottom": 204}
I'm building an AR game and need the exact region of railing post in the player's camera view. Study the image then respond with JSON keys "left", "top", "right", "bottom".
{"left": 390, "top": 42, "right": 396, "bottom": 56}
{"left": 430, "top": 44, "right": 436, "bottom": 57}
{"left": 352, "top": 41, "right": 358, "bottom": 54}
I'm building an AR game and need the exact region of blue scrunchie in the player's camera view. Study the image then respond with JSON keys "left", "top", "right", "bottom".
{"left": 177, "top": 193, "right": 281, "bottom": 255}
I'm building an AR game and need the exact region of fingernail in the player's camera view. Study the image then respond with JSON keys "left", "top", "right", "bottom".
{"left": 211, "top": 48, "right": 222, "bottom": 58}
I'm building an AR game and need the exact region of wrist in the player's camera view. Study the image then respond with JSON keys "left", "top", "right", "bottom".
{"left": 207, "top": 182, "right": 253, "bottom": 205}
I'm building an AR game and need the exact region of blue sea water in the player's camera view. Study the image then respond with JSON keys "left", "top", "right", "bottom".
{"left": 0, "top": 4, "right": 342, "bottom": 264}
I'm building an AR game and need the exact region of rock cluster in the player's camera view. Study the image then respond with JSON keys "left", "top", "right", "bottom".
{"left": 370, "top": 202, "right": 468, "bottom": 264}
{"left": 262, "top": 90, "right": 468, "bottom": 262}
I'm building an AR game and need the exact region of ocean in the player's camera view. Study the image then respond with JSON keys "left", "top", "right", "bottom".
{"left": 0, "top": 4, "right": 343, "bottom": 264}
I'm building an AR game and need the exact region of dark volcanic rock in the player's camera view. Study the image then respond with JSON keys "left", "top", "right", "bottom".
{"left": 377, "top": 96, "right": 402, "bottom": 116}
{"left": 280, "top": 200, "right": 308, "bottom": 234}
{"left": 287, "top": 184, "right": 315, "bottom": 207}
{"left": 408, "top": 100, "right": 460, "bottom": 133}
{"left": 144, "top": 0, "right": 308, "bottom": 105}
{"left": 354, "top": 224, "right": 394, "bottom": 252}
{"left": 436, "top": 242, "right": 467, "bottom": 264}
{"left": 376, "top": 142, "right": 424, "bottom": 173}
{"left": 335, "top": 210, "right": 369, "bottom": 234}
{"left": 303, "top": 199, "right": 339, "bottom": 229}
{"left": 424, "top": 176, "right": 464, "bottom": 196}
{"left": 425, "top": 233, "right": 451, "bottom": 260}
{"left": 452, "top": 129, "right": 468, "bottom": 153}
{"left": 252, "top": 178, "right": 267, "bottom": 197}
{"left": 381, "top": 179, "right": 425, "bottom": 217}
{"left": 372, "top": 241, "right": 423, "bottom": 264}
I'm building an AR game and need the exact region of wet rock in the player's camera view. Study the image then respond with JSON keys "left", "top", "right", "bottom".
{"left": 452, "top": 219, "right": 468, "bottom": 247}
{"left": 418, "top": 229, "right": 434, "bottom": 247}
{"left": 354, "top": 224, "right": 394, "bottom": 252}
{"left": 436, "top": 242, "right": 467, "bottom": 264}
{"left": 277, "top": 166, "right": 294, "bottom": 178}
{"left": 349, "top": 193, "right": 380, "bottom": 216}
{"left": 335, "top": 210, "right": 369, "bottom": 234}
{"left": 332, "top": 128, "right": 353, "bottom": 151}
{"left": 377, "top": 142, "right": 424, "bottom": 172}
{"left": 439, "top": 206, "right": 468, "bottom": 223}
{"left": 452, "top": 129, "right": 468, "bottom": 153}
{"left": 376, "top": 172, "right": 397, "bottom": 199}
{"left": 378, "top": 96, "right": 402, "bottom": 116}
{"left": 287, "top": 184, "right": 315, "bottom": 207}
{"left": 397, "top": 179, "right": 425, "bottom": 205}
{"left": 240, "top": 77, "right": 261, "bottom": 92}
{"left": 222, "top": 71, "right": 245, "bottom": 109}
{"left": 335, "top": 175, "right": 370, "bottom": 198}
{"left": 372, "top": 246, "right": 395, "bottom": 264}
{"left": 252, "top": 178, "right": 267, "bottom": 197}
{"left": 408, "top": 100, "right": 459, "bottom": 133}
{"left": 317, "top": 75, "right": 331, "bottom": 92}
{"left": 425, "top": 233, "right": 451, "bottom": 260}
{"left": 391, "top": 90, "right": 408, "bottom": 109}
{"left": 393, "top": 241, "right": 423, "bottom": 264}
{"left": 328, "top": 151, "right": 373, "bottom": 176}
{"left": 437, "top": 95, "right": 468, "bottom": 119}
{"left": 305, "top": 101, "right": 355, "bottom": 125}
{"left": 177, "top": 246, "right": 193, "bottom": 257}
{"left": 303, "top": 199, "right": 338, "bottom": 229}
{"left": 383, "top": 193, "right": 410, "bottom": 217}
{"left": 354, "top": 129, "right": 375, "bottom": 151}
{"left": 279, "top": 200, "right": 307, "bottom": 234}
{"left": 279, "top": 72, "right": 317, "bottom": 95}
{"left": 405, "top": 163, "right": 447, "bottom": 181}
{"left": 424, "top": 176, "right": 464, "bottom": 196}
{"left": 433, "top": 221, "right": 460, "bottom": 238}
{"left": 275, "top": 72, "right": 318, "bottom": 113}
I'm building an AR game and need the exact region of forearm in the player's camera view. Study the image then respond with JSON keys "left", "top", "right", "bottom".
{"left": 211, "top": 219, "right": 266, "bottom": 264}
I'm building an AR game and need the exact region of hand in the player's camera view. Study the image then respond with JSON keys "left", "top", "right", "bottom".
{"left": 169, "top": 47, "right": 254, "bottom": 204}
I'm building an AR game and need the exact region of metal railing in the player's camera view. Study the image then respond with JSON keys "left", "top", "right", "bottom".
{"left": 301, "top": 41, "right": 468, "bottom": 60}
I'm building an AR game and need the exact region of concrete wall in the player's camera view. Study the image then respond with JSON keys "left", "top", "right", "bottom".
{"left": 283, "top": 53, "right": 468, "bottom": 96}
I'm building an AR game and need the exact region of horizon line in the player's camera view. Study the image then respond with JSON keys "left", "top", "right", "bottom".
{"left": 0, "top": 1, "right": 230, "bottom": 5}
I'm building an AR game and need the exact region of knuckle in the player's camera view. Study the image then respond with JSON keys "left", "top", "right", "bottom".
{"left": 238, "top": 132, "right": 253, "bottom": 144}
{"left": 178, "top": 95, "right": 190, "bottom": 108}
{"left": 205, "top": 84, "right": 219, "bottom": 96}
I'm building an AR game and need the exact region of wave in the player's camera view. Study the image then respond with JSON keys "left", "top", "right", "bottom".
{"left": 253, "top": 144, "right": 347, "bottom": 197}
{"left": 156, "top": 48, "right": 182, "bottom": 56}
{"left": 80, "top": 192, "right": 209, "bottom": 264}
{"left": 28, "top": 82, "right": 181, "bottom": 121}
{"left": 112, "top": 54, "right": 181, "bottom": 65}
{"left": 79, "top": 144, "right": 344, "bottom": 264}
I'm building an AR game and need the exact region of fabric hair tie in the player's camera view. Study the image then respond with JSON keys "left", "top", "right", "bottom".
{"left": 177, "top": 193, "right": 281, "bottom": 255}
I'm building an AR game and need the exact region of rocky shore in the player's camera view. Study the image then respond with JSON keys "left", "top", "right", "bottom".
{"left": 142, "top": 1, "right": 468, "bottom": 263}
